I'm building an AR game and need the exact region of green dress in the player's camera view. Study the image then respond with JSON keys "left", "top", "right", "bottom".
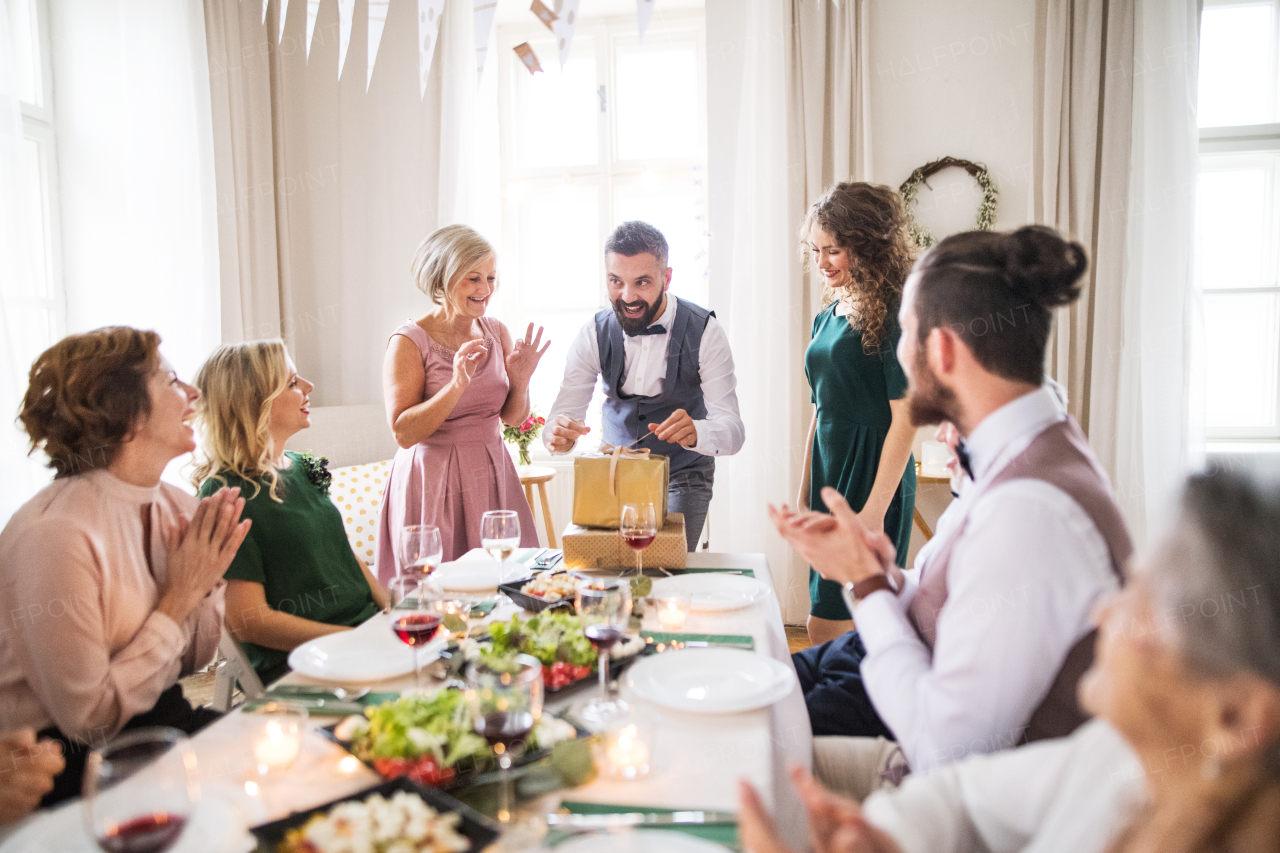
{"left": 198, "top": 452, "right": 380, "bottom": 684}
{"left": 806, "top": 304, "right": 916, "bottom": 620}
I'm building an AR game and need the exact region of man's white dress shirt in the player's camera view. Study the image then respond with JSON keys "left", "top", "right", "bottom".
{"left": 543, "top": 295, "right": 745, "bottom": 457}
{"left": 863, "top": 719, "right": 1147, "bottom": 853}
{"left": 848, "top": 386, "right": 1121, "bottom": 771}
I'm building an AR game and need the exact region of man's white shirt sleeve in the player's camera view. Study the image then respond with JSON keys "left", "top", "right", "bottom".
{"left": 853, "top": 479, "right": 1118, "bottom": 772}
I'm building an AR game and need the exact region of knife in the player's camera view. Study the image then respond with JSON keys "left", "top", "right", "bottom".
{"left": 545, "top": 811, "right": 738, "bottom": 828}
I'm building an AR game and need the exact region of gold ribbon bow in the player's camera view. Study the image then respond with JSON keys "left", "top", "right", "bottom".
{"left": 597, "top": 443, "right": 651, "bottom": 497}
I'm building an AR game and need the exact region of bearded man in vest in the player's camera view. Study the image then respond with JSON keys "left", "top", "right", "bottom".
{"left": 545, "top": 221, "right": 745, "bottom": 550}
{"left": 771, "top": 225, "right": 1131, "bottom": 799}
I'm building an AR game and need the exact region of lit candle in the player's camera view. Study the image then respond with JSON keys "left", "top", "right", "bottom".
{"left": 254, "top": 720, "right": 301, "bottom": 773}
{"left": 604, "top": 724, "right": 651, "bottom": 780}
{"left": 655, "top": 595, "right": 690, "bottom": 631}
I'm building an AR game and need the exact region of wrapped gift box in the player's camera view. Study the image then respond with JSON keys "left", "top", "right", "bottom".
{"left": 572, "top": 450, "right": 669, "bottom": 529}
{"left": 562, "top": 513, "right": 687, "bottom": 570}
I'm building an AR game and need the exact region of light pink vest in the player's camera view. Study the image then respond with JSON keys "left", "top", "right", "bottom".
{"left": 906, "top": 417, "right": 1132, "bottom": 742}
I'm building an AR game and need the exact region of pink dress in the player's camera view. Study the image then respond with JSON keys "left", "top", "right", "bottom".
{"left": 376, "top": 317, "right": 538, "bottom": 581}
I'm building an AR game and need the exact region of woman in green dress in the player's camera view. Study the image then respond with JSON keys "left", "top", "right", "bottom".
{"left": 797, "top": 182, "right": 918, "bottom": 646}
{"left": 193, "top": 341, "right": 387, "bottom": 684}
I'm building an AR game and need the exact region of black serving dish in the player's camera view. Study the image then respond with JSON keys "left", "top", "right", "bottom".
{"left": 249, "top": 776, "right": 500, "bottom": 852}
{"left": 497, "top": 579, "right": 574, "bottom": 613}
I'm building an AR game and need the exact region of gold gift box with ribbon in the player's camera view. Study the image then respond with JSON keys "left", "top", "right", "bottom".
{"left": 572, "top": 444, "right": 669, "bottom": 529}
{"left": 562, "top": 513, "right": 687, "bottom": 570}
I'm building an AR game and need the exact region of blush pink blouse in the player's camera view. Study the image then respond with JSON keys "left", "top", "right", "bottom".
{"left": 0, "top": 469, "right": 224, "bottom": 743}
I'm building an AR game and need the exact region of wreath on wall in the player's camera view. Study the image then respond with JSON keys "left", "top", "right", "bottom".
{"left": 898, "top": 156, "right": 998, "bottom": 249}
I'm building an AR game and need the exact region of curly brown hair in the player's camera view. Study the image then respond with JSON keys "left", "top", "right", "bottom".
{"left": 18, "top": 327, "right": 161, "bottom": 477}
{"left": 800, "top": 182, "right": 917, "bottom": 353}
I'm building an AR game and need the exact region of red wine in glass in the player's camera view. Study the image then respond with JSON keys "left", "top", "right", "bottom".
{"left": 475, "top": 710, "right": 535, "bottom": 751}
{"left": 584, "top": 623, "right": 625, "bottom": 650}
{"left": 623, "top": 532, "right": 656, "bottom": 551}
{"left": 98, "top": 813, "right": 187, "bottom": 853}
{"left": 393, "top": 613, "right": 442, "bottom": 646}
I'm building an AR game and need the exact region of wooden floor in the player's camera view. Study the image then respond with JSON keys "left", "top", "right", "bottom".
{"left": 785, "top": 624, "right": 812, "bottom": 655}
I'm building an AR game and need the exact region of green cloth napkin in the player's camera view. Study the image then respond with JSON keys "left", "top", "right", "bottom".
{"left": 242, "top": 690, "right": 400, "bottom": 716}
{"left": 642, "top": 633, "right": 755, "bottom": 650}
{"left": 669, "top": 567, "right": 756, "bottom": 578}
{"left": 550, "top": 801, "right": 739, "bottom": 849}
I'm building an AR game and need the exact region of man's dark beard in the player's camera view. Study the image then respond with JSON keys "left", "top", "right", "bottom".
{"left": 613, "top": 293, "right": 665, "bottom": 335}
{"left": 907, "top": 345, "right": 961, "bottom": 428}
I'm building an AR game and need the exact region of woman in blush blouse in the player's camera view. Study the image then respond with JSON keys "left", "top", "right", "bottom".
{"left": 740, "top": 468, "right": 1280, "bottom": 853}
{"left": 376, "top": 225, "right": 549, "bottom": 577}
{"left": 0, "top": 327, "right": 250, "bottom": 806}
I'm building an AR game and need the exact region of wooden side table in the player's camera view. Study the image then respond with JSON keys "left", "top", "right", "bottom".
{"left": 518, "top": 466, "right": 558, "bottom": 548}
{"left": 913, "top": 464, "right": 953, "bottom": 541}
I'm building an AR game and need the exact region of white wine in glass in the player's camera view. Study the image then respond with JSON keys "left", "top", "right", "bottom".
{"left": 480, "top": 510, "right": 521, "bottom": 581}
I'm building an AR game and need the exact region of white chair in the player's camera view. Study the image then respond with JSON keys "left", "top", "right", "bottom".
{"left": 212, "top": 624, "right": 266, "bottom": 712}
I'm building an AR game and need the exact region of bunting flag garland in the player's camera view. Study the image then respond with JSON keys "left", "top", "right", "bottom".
{"left": 416, "top": 0, "right": 446, "bottom": 99}
{"left": 262, "top": 0, "right": 270, "bottom": 25}
{"left": 367, "top": 0, "right": 390, "bottom": 90}
{"left": 473, "top": 0, "right": 498, "bottom": 85}
{"left": 305, "top": 0, "right": 321, "bottom": 60}
{"left": 530, "top": 0, "right": 557, "bottom": 32}
{"left": 513, "top": 41, "right": 543, "bottom": 75}
{"left": 337, "top": 0, "right": 356, "bottom": 79}
{"left": 552, "top": 0, "right": 581, "bottom": 69}
{"left": 277, "top": 0, "right": 289, "bottom": 43}
{"left": 636, "top": 0, "right": 655, "bottom": 43}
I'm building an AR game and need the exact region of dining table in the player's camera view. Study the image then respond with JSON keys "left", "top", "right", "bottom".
{"left": 2, "top": 552, "right": 813, "bottom": 853}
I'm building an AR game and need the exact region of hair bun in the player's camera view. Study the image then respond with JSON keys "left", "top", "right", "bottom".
{"left": 999, "top": 225, "right": 1087, "bottom": 308}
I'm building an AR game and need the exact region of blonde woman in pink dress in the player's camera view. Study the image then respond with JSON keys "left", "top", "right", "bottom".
{"left": 376, "top": 225, "right": 549, "bottom": 579}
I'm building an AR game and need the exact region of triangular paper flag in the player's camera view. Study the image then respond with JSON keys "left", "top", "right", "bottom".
{"left": 514, "top": 42, "right": 543, "bottom": 74}
{"left": 530, "top": 0, "right": 557, "bottom": 32}
{"left": 262, "top": 0, "right": 270, "bottom": 25}
{"left": 305, "top": 0, "right": 321, "bottom": 60}
{"left": 636, "top": 0, "right": 655, "bottom": 43}
{"left": 366, "top": 0, "right": 390, "bottom": 90}
{"left": 473, "top": 0, "right": 498, "bottom": 85}
{"left": 277, "top": 0, "right": 290, "bottom": 43}
{"left": 337, "top": 0, "right": 355, "bottom": 79}
{"left": 552, "top": 0, "right": 581, "bottom": 70}
{"left": 416, "top": 0, "right": 446, "bottom": 99}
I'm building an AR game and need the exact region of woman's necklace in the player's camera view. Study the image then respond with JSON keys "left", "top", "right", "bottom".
{"left": 432, "top": 315, "right": 481, "bottom": 352}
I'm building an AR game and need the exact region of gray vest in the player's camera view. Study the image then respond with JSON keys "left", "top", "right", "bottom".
{"left": 595, "top": 298, "right": 715, "bottom": 475}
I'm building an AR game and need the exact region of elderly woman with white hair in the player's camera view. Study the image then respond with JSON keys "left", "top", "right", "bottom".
{"left": 376, "top": 225, "right": 550, "bottom": 576}
{"left": 741, "top": 467, "right": 1280, "bottom": 853}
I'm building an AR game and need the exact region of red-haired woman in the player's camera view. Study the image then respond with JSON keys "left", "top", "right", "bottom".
{"left": 0, "top": 327, "right": 249, "bottom": 806}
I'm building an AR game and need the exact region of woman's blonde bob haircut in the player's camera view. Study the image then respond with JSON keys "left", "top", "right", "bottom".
{"left": 192, "top": 339, "right": 292, "bottom": 501}
{"left": 410, "top": 224, "right": 497, "bottom": 310}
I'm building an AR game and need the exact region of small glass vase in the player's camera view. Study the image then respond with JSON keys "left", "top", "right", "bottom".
{"left": 517, "top": 440, "right": 532, "bottom": 467}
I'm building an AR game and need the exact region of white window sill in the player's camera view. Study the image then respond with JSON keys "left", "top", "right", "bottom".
{"left": 1206, "top": 441, "right": 1280, "bottom": 456}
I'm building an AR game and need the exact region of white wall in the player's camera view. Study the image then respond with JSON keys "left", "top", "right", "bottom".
{"left": 866, "top": 0, "right": 1036, "bottom": 233}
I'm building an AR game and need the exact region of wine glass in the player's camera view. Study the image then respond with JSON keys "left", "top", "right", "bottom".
{"left": 572, "top": 575, "right": 633, "bottom": 731}
{"left": 480, "top": 510, "right": 521, "bottom": 582}
{"left": 388, "top": 576, "right": 441, "bottom": 693}
{"left": 83, "top": 727, "right": 197, "bottom": 853}
{"left": 399, "top": 524, "right": 443, "bottom": 594}
{"left": 620, "top": 503, "right": 658, "bottom": 577}
{"left": 465, "top": 654, "right": 543, "bottom": 823}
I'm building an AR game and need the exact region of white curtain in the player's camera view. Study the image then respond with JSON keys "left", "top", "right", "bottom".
{"left": 0, "top": 0, "right": 49, "bottom": 521}
{"left": 706, "top": 0, "right": 870, "bottom": 626}
{"left": 1114, "top": 0, "right": 1201, "bottom": 542}
{"left": 49, "top": 0, "right": 221, "bottom": 384}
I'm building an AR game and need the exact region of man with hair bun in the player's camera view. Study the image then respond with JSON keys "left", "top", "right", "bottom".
{"left": 773, "top": 225, "right": 1131, "bottom": 798}
{"left": 545, "top": 221, "right": 744, "bottom": 550}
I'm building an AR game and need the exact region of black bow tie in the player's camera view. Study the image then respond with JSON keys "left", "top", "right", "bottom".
{"left": 955, "top": 439, "right": 974, "bottom": 480}
{"left": 627, "top": 324, "right": 667, "bottom": 337}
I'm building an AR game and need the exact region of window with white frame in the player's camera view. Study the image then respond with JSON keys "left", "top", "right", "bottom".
{"left": 493, "top": 10, "right": 708, "bottom": 443}
{"left": 4, "top": 0, "right": 63, "bottom": 386}
{"left": 1196, "top": 0, "right": 1280, "bottom": 439}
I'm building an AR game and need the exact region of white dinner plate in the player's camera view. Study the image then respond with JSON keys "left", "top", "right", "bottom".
{"left": 287, "top": 612, "right": 444, "bottom": 682}
{"left": 433, "top": 557, "right": 531, "bottom": 591}
{"left": 650, "top": 574, "right": 770, "bottom": 612}
{"left": 552, "top": 830, "right": 733, "bottom": 853}
{"left": 0, "top": 783, "right": 263, "bottom": 853}
{"left": 626, "top": 647, "right": 796, "bottom": 714}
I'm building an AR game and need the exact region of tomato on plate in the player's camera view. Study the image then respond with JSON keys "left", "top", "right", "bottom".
{"left": 372, "top": 755, "right": 456, "bottom": 787}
